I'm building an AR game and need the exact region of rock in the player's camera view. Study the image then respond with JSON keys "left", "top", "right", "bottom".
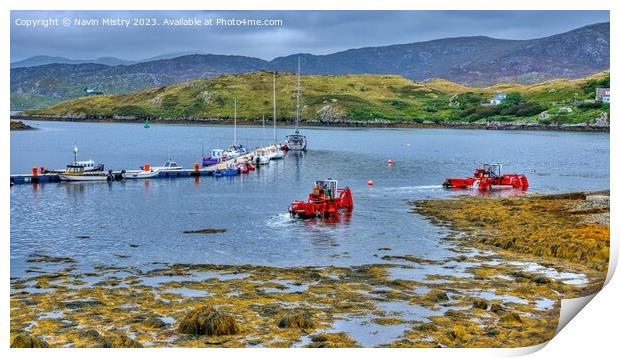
{"left": 256, "top": 303, "right": 282, "bottom": 317}
{"left": 472, "top": 298, "right": 489, "bottom": 310}
{"left": 178, "top": 306, "right": 239, "bottom": 336}
{"left": 486, "top": 327, "right": 500, "bottom": 337}
{"left": 143, "top": 317, "right": 168, "bottom": 329}
{"left": 94, "top": 334, "right": 143, "bottom": 348}
{"left": 490, "top": 304, "right": 506, "bottom": 315}
{"left": 76, "top": 329, "right": 101, "bottom": 340}
{"left": 310, "top": 334, "right": 328, "bottom": 343}
{"left": 532, "top": 275, "right": 551, "bottom": 285}
{"left": 61, "top": 300, "right": 104, "bottom": 310}
{"left": 499, "top": 312, "right": 522, "bottom": 324}
{"left": 182, "top": 228, "right": 226, "bottom": 234}
{"left": 425, "top": 289, "right": 450, "bottom": 302}
{"left": 10, "top": 334, "right": 49, "bottom": 348}
{"left": 278, "top": 310, "right": 314, "bottom": 329}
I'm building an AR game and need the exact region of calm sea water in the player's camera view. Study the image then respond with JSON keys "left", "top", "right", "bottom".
{"left": 10, "top": 121, "right": 609, "bottom": 277}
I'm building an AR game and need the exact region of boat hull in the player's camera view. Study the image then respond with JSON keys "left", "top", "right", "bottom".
{"left": 125, "top": 169, "right": 160, "bottom": 179}
{"left": 58, "top": 174, "right": 109, "bottom": 182}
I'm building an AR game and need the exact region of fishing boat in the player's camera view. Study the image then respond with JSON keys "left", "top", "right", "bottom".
{"left": 55, "top": 145, "right": 104, "bottom": 173}
{"left": 285, "top": 58, "right": 307, "bottom": 151}
{"left": 124, "top": 167, "right": 160, "bottom": 179}
{"left": 289, "top": 179, "right": 353, "bottom": 219}
{"left": 58, "top": 165, "right": 112, "bottom": 182}
{"left": 443, "top": 164, "right": 529, "bottom": 190}
{"left": 151, "top": 159, "right": 183, "bottom": 172}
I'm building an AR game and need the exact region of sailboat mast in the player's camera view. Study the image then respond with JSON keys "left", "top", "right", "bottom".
{"left": 262, "top": 115, "right": 265, "bottom": 147}
{"left": 273, "top": 72, "right": 277, "bottom": 144}
{"left": 295, "top": 57, "right": 301, "bottom": 130}
{"left": 233, "top": 98, "right": 237, "bottom": 146}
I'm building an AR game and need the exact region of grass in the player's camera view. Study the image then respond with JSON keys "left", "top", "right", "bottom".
{"left": 24, "top": 71, "right": 610, "bottom": 125}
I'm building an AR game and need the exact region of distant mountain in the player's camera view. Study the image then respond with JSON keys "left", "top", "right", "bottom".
{"left": 11, "top": 22, "right": 609, "bottom": 109}
{"left": 10, "top": 55, "right": 132, "bottom": 68}
{"left": 269, "top": 22, "right": 610, "bottom": 85}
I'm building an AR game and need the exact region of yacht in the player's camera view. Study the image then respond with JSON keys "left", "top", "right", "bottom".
{"left": 285, "top": 58, "right": 307, "bottom": 151}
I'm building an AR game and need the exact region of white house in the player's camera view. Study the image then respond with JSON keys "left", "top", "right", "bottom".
{"left": 596, "top": 87, "right": 610, "bottom": 103}
{"left": 490, "top": 92, "right": 507, "bottom": 105}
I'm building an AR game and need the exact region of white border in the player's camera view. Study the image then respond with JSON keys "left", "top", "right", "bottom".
{"left": 3, "top": 1, "right": 616, "bottom": 358}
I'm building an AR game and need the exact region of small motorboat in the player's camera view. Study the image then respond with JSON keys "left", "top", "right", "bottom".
{"left": 443, "top": 164, "right": 529, "bottom": 190}
{"left": 151, "top": 159, "right": 183, "bottom": 172}
{"left": 58, "top": 165, "right": 114, "bottom": 182}
{"left": 289, "top": 179, "right": 353, "bottom": 219}
{"left": 125, "top": 167, "right": 160, "bottom": 179}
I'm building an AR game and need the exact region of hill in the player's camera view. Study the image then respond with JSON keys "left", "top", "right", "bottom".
{"left": 25, "top": 71, "right": 610, "bottom": 126}
{"left": 11, "top": 22, "right": 609, "bottom": 110}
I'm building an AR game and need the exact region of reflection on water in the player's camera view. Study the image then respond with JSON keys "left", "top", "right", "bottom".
{"left": 10, "top": 121, "right": 609, "bottom": 276}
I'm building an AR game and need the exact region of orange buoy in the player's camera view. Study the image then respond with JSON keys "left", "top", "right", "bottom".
{"left": 144, "top": 163, "right": 150, "bottom": 172}
{"left": 367, "top": 180, "right": 374, "bottom": 186}
{"left": 193, "top": 163, "right": 200, "bottom": 171}
{"left": 32, "top": 166, "right": 38, "bottom": 177}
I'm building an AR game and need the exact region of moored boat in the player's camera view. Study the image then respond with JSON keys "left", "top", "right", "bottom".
{"left": 124, "top": 166, "right": 160, "bottom": 179}
{"left": 151, "top": 159, "right": 183, "bottom": 172}
{"left": 285, "top": 58, "right": 307, "bottom": 152}
{"left": 58, "top": 165, "right": 113, "bottom": 182}
{"left": 443, "top": 164, "right": 529, "bottom": 190}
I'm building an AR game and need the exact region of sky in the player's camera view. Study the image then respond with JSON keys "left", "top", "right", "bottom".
{"left": 10, "top": 10, "right": 610, "bottom": 62}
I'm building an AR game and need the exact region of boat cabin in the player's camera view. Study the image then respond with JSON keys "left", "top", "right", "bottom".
{"left": 68, "top": 159, "right": 103, "bottom": 172}
{"left": 313, "top": 179, "right": 338, "bottom": 199}
{"left": 211, "top": 149, "right": 224, "bottom": 158}
{"left": 161, "top": 160, "right": 181, "bottom": 169}
{"left": 475, "top": 163, "right": 503, "bottom": 178}
{"left": 64, "top": 165, "right": 85, "bottom": 175}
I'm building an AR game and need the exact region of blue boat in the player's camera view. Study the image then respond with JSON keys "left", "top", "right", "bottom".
{"left": 213, "top": 168, "right": 239, "bottom": 177}
{"left": 202, "top": 148, "right": 225, "bottom": 167}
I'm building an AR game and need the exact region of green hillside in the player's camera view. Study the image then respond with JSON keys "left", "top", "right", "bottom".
{"left": 10, "top": 93, "right": 63, "bottom": 111}
{"left": 27, "top": 70, "right": 610, "bottom": 125}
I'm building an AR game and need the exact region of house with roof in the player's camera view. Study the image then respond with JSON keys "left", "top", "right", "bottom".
{"left": 595, "top": 87, "right": 610, "bottom": 103}
{"left": 490, "top": 92, "right": 507, "bottom": 105}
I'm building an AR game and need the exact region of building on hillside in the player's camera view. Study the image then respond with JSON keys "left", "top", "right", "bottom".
{"left": 490, "top": 92, "right": 507, "bottom": 105}
{"left": 84, "top": 88, "right": 104, "bottom": 96}
{"left": 595, "top": 87, "right": 610, "bottom": 103}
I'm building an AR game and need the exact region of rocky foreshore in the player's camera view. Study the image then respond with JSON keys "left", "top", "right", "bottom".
{"left": 10, "top": 191, "right": 609, "bottom": 348}
{"left": 10, "top": 114, "right": 610, "bottom": 132}
{"left": 10, "top": 120, "right": 35, "bottom": 131}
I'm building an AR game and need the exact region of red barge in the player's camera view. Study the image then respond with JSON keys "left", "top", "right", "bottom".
{"left": 289, "top": 179, "right": 353, "bottom": 219}
{"left": 443, "top": 164, "right": 528, "bottom": 190}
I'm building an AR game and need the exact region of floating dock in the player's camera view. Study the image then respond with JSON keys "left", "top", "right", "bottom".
{"left": 10, "top": 145, "right": 278, "bottom": 185}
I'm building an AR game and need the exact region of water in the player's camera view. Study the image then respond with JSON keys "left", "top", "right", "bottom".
{"left": 10, "top": 121, "right": 609, "bottom": 277}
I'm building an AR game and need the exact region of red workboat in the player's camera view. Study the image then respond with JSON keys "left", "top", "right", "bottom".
{"left": 289, "top": 179, "right": 354, "bottom": 219}
{"left": 443, "top": 164, "right": 528, "bottom": 190}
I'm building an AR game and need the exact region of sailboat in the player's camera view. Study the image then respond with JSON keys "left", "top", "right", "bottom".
{"left": 285, "top": 58, "right": 307, "bottom": 151}
{"left": 224, "top": 98, "right": 247, "bottom": 158}
{"left": 269, "top": 72, "right": 284, "bottom": 160}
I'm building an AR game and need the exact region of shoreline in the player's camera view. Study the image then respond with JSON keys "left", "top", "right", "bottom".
{"left": 11, "top": 115, "right": 610, "bottom": 132}
{"left": 10, "top": 191, "right": 609, "bottom": 348}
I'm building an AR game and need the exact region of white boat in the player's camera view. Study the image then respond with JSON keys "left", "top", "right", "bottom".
{"left": 255, "top": 149, "right": 271, "bottom": 165}
{"left": 269, "top": 148, "right": 284, "bottom": 160}
{"left": 285, "top": 57, "right": 307, "bottom": 151}
{"left": 58, "top": 165, "right": 110, "bottom": 181}
{"left": 151, "top": 159, "right": 183, "bottom": 172}
{"left": 54, "top": 145, "right": 105, "bottom": 173}
{"left": 124, "top": 168, "right": 160, "bottom": 179}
